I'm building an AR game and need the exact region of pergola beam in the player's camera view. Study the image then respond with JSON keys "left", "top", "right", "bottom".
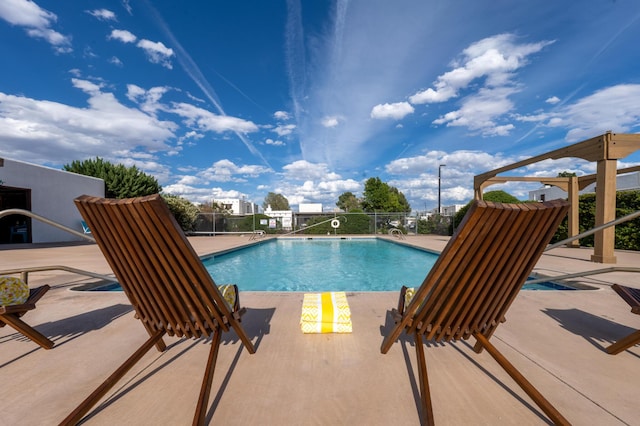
{"left": 474, "top": 132, "right": 640, "bottom": 264}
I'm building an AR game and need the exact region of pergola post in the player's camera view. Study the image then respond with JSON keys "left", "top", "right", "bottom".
{"left": 473, "top": 133, "right": 640, "bottom": 264}
{"left": 591, "top": 159, "right": 617, "bottom": 263}
{"left": 567, "top": 176, "right": 580, "bottom": 248}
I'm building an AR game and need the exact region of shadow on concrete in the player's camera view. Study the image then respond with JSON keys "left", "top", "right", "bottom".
{"left": 543, "top": 307, "right": 640, "bottom": 358}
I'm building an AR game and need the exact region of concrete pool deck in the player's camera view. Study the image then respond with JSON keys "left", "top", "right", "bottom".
{"left": 1, "top": 235, "right": 639, "bottom": 425}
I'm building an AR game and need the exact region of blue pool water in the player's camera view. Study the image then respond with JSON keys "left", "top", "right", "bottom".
{"left": 523, "top": 279, "right": 576, "bottom": 291}
{"left": 83, "top": 238, "right": 576, "bottom": 292}
{"left": 203, "top": 238, "right": 437, "bottom": 292}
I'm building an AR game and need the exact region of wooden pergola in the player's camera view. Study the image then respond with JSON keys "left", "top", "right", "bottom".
{"left": 474, "top": 132, "right": 640, "bottom": 264}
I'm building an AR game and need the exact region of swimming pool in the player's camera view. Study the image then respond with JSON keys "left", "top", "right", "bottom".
{"left": 203, "top": 238, "right": 437, "bottom": 292}
{"left": 78, "top": 237, "right": 583, "bottom": 292}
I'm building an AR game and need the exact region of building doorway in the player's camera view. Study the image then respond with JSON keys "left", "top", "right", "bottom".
{"left": 0, "top": 186, "right": 32, "bottom": 244}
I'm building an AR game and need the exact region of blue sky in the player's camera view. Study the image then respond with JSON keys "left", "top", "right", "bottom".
{"left": 1, "top": 0, "right": 640, "bottom": 212}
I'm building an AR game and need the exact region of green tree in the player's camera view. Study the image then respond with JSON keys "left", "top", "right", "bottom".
{"left": 417, "top": 215, "right": 449, "bottom": 235}
{"left": 64, "top": 157, "right": 161, "bottom": 198}
{"left": 263, "top": 192, "right": 290, "bottom": 210}
{"left": 390, "top": 186, "right": 411, "bottom": 213}
{"left": 361, "top": 177, "right": 411, "bottom": 212}
{"left": 161, "top": 194, "right": 199, "bottom": 232}
{"left": 336, "top": 191, "right": 361, "bottom": 211}
{"left": 453, "top": 190, "right": 521, "bottom": 229}
{"left": 557, "top": 171, "right": 578, "bottom": 177}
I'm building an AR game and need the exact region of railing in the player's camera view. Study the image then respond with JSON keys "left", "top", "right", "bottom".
{"left": 0, "top": 265, "right": 115, "bottom": 285}
{"left": 0, "top": 208, "right": 110, "bottom": 284}
{"left": 282, "top": 216, "right": 347, "bottom": 236}
{"left": 527, "top": 266, "right": 640, "bottom": 285}
{"left": 0, "top": 208, "right": 95, "bottom": 243}
{"left": 389, "top": 228, "right": 405, "bottom": 240}
{"left": 248, "top": 230, "right": 266, "bottom": 241}
{"left": 546, "top": 209, "right": 640, "bottom": 251}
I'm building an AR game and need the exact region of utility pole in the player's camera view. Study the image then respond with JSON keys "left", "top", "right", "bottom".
{"left": 438, "top": 164, "right": 446, "bottom": 215}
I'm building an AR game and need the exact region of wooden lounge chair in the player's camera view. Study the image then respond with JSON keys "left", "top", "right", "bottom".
{"left": 381, "top": 199, "right": 570, "bottom": 425}
{"left": 64, "top": 194, "right": 256, "bottom": 425}
{"left": 606, "top": 284, "right": 640, "bottom": 354}
{"left": 1, "top": 285, "right": 53, "bottom": 349}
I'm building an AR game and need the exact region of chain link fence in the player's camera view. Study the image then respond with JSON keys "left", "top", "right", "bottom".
{"left": 192, "top": 212, "right": 453, "bottom": 236}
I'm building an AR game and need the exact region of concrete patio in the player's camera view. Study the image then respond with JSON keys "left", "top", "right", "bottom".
{"left": 1, "top": 235, "right": 638, "bottom": 425}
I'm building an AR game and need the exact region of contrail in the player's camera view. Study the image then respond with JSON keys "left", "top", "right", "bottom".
{"left": 284, "top": 0, "right": 306, "bottom": 123}
{"left": 141, "top": 0, "right": 272, "bottom": 169}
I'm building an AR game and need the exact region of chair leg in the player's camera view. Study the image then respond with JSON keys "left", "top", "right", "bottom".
{"left": 606, "top": 329, "right": 640, "bottom": 355}
{"left": 474, "top": 333, "right": 570, "bottom": 426}
{"left": 60, "top": 330, "right": 166, "bottom": 425}
{"left": 0, "top": 314, "right": 54, "bottom": 349}
{"left": 228, "top": 316, "right": 256, "bottom": 355}
{"left": 414, "top": 332, "right": 434, "bottom": 426}
{"left": 193, "top": 328, "right": 222, "bottom": 426}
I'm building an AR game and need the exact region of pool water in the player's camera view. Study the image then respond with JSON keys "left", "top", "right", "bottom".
{"left": 523, "top": 279, "right": 576, "bottom": 291}
{"left": 203, "top": 238, "right": 437, "bottom": 292}
{"left": 81, "top": 238, "right": 579, "bottom": 292}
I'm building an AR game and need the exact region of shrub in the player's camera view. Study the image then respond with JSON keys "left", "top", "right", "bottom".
{"left": 162, "top": 194, "right": 199, "bottom": 232}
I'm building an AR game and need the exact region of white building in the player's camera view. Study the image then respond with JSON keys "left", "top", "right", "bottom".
{"left": 529, "top": 172, "right": 640, "bottom": 201}
{"left": 263, "top": 205, "right": 293, "bottom": 230}
{"left": 299, "top": 203, "right": 322, "bottom": 213}
{"left": 214, "top": 198, "right": 258, "bottom": 215}
{"left": 0, "top": 157, "right": 105, "bottom": 244}
{"left": 441, "top": 204, "right": 465, "bottom": 217}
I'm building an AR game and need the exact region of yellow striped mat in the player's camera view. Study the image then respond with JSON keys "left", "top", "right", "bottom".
{"left": 300, "top": 291, "right": 352, "bottom": 334}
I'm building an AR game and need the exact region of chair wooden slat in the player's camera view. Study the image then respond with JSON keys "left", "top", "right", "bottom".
{"left": 606, "top": 284, "right": 640, "bottom": 354}
{"left": 381, "top": 199, "right": 570, "bottom": 425}
{"left": 65, "top": 194, "right": 256, "bottom": 424}
{"left": 139, "top": 198, "right": 229, "bottom": 334}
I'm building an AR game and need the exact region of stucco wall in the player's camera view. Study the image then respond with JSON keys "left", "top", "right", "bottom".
{"left": 1, "top": 158, "right": 104, "bottom": 243}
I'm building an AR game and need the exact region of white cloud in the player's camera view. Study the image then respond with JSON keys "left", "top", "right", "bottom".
{"left": 386, "top": 150, "right": 514, "bottom": 176}
{"left": 170, "top": 102, "right": 259, "bottom": 134}
{"left": 271, "top": 176, "right": 361, "bottom": 207}
{"left": 162, "top": 183, "right": 247, "bottom": 204}
{"left": 137, "top": 39, "right": 174, "bottom": 69}
{"left": 407, "top": 33, "right": 555, "bottom": 137}
{"left": 523, "top": 158, "right": 594, "bottom": 177}
{"left": 556, "top": 84, "right": 640, "bottom": 142}
{"left": 283, "top": 160, "right": 341, "bottom": 181}
{"left": 384, "top": 149, "right": 547, "bottom": 207}
{"left": 514, "top": 112, "right": 550, "bottom": 123}
{"left": 108, "top": 29, "right": 174, "bottom": 68}
{"left": 86, "top": 9, "right": 116, "bottom": 21}
{"left": 273, "top": 123, "right": 296, "bottom": 136}
{"left": 0, "top": 81, "right": 177, "bottom": 165}
{"left": 198, "top": 159, "right": 271, "bottom": 183}
{"left": 321, "top": 115, "right": 341, "bottom": 128}
{"left": 546, "top": 96, "right": 560, "bottom": 104}
{"left": 274, "top": 110, "right": 291, "bottom": 120}
{"left": 432, "top": 86, "right": 517, "bottom": 136}
{"left": 265, "top": 138, "right": 285, "bottom": 146}
{"left": 126, "top": 84, "right": 170, "bottom": 114}
{"left": 0, "top": 0, "right": 71, "bottom": 52}
{"left": 410, "top": 33, "right": 553, "bottom": 105}
{"left": 370, "top": 102, "right": 414, "bottom": 120}
{"left": 108, "top": 29, "right": 137, "bottom": 43}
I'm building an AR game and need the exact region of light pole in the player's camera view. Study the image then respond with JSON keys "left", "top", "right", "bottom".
{"left": 438, "top": 164, "right": 446, "bottom": 215}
